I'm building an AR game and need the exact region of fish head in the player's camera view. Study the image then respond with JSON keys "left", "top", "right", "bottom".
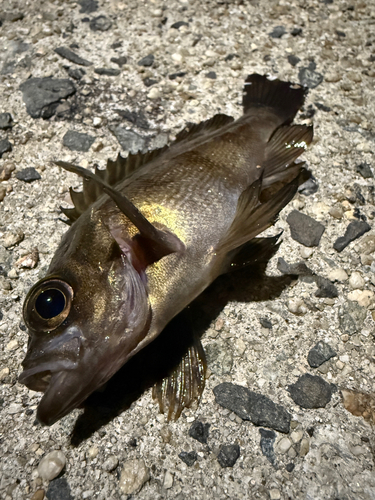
{"left": 19, "top": 214, "right": 151, "bottom": 425}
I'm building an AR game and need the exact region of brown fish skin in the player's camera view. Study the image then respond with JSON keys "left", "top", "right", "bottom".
{"left": 20, "top": 75, "right": 313, "bottom": 425}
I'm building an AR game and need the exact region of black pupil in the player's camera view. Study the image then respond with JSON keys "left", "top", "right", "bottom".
{"left": 35, "top": 289, "right": 66, "bottom": 319}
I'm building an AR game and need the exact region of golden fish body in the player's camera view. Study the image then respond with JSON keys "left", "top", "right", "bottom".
{"left": 20, "top": 75, "right": 313, "bottom": 424}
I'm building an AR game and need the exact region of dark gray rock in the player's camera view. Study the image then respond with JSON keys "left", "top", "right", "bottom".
{"left": 0, "top": 112, "right": 13, "bottom": 130}
{"left": 213, "top": 382, "right": 291, "bottom": 433}
{"left": 171, "top": 21, "right": 189, "bottom": 29}
{"left": 308, "top": 341, "right": 337, "bottom": 368}
{"left": 90, "top": 15, "right": 112, "bottom": 31}
{"left": 269, "top": 26, "right": 286, "bottom": 38}
{"left": 333, "top": 220, "right": 371, "bottom": 252}
{"left": 54, "top": 47, "right": 92, "bottom": 66}
{"left": 143, "top": 77, "right": 158, "bottom": 87}
{"left": 109, "top": 126, "right": 147, "bottom": 153}
{"left": 206, "top": 71, "right": 217, "bottom": 79}
{"left": 315, "top": 102, "right": 331, "bottom": 112}
{"left": 314, "top": 277, "right": 338, "bottom": 298}
{"left": 298, "top": 64, "right": 323, "bottom": 89}
{"left": 188, "top": 420, "right": 210, "bottom": 444}
{"left": 338, "top": 300, "right": 367, "bottom": 335}
{"left": 19, "top": 78, "right": 76, "bottom": 119}
{"left": 15, "top": 167, "right": 41, "bottom": 183}
{"left": 0, "top": 139, "right": 12, "bottom": 158}
{"left": 138, "top": 54, "right": 154, "bottom": 67}
{"left": 217, "top": 444, "right": 240, "bottom": 468}
{"left": 114, "top": 110, "right": 149, "bottom": 129}
{"left": 288, "top": 374, "right": 334, "bottom": 409}
{"left": 298, "top": 175, "right": 319, "bottom": 196}
{"left": 286, "top": 462, "right": 295, "bottom": 472}
{"left": 94, "top": 67, "right": 120, "bottom": 76}
{"left": 259, "top": 428, "right": 277, "bottom": 467}
{"left": 286, "top": 210, "right": 325, "bottom": 247}
{"left": 356, "top": 162, "right": 373, "bottom": 179}
{"left": 78, "top": 0, "right": 98, "bottom": 13}
{"left": 291, "top": 27, "right": 302, "bottom": 36}
{"left": 46, "top": 477, "right": 74, "bottom": 500}
{"left": 287, "top": 55, "right": 300, "bottom": 67}
{"left": 169, "top": 71, "right": 187, "bottom": 80}
{"left": 68, "top": 67, "right": 86, "bottom": 80}
{"left": 178, "top": 451, "right": 197, "bottom": 466}
{"left": 110, "top": 56, "right": 127, "bottom": 67}
{"left": 277, "top": 258, "right": 314, "bottom": 277}
{"left": 63, "top": 131, "right": 95, "bottom": 152}
{"left": 259, "top": 317, "right": 272, "bottom": 329}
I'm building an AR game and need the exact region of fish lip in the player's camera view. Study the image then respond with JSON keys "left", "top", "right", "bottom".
{"left": 18, "top": 359, "right": 78, "bottom": 390}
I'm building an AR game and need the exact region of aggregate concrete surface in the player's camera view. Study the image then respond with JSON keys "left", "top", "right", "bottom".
{"left": 1, "top": 0, "right": 375, "bottom": 499}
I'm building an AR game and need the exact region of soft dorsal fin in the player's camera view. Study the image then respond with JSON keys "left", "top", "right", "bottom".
{"left": 55, "top": 161, "right": 185, "bottom": 263}
{"left": 174, "top": 113, "right": 234, "bottom": 143}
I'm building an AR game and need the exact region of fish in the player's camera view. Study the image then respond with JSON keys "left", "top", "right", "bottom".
{"left": 19, "top": 74, "right": 313, "bottom": 425}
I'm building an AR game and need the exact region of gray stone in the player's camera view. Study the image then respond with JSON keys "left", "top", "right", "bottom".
{"left": 0, "top": 112, "right": 13, "bottom": 130}
{"left": 308, "top": 341, "right": 337, "bottom": 368}
{"left": 109, "top": 126, "right": 147, "bottom": 153}
{"left": 205, "top": 342, "right": 233, "bottom": 375}
{"left": 94, "top": 67, "right": 120, "bottom": 76}
{"left": 298, "top": 64, "right": 323, "bottom": 89}
{"left": 46, "top": 477, "right": 73, "bottom": 500}
{"left": 138, "top": 54, "right": 155, "bottom": 67}
{"left": 298, "top": 175, "right": 319, "bottom": 196}
{"left": 63, "top": 130, "right": 95, "bottom": 152}
{"left": 259, "top": 428, "right": 277, "bottom": 467}
{"left": 333, "top": 220, "right": 371, "bottom": 252}
{"left": 0, "top": 138, "right": 12, "bottom": 158}
{"left": 269, "top": 26, "right": 286, "bottom": 38}
{"left": 338, "top": 300, "right": 367, "bottom": 335}
{"left": 78, "top": 0, "right": 98, "bottom": 14}
{"left": 178, "top": 451, "right": 197, "bottom": 466}
{"left": 54, "top": 47, "right": 92, "bottom": 66}
{"left": 68, "top": 67, "right": 86, "bottom": 80}
{"left": 171, "top": 21, "right": 189, "bottom": 29}
{"left": 287, "top": 55, "right": 301, "bottom": 67}
{"left": 287, "top": 210, "right": 325, "bottom": 247}
{"left": 38, "top": 450, "right": 66, "bottom": 481}
{"left": 206, "top": 71, "right": 217, "bottom": 79}
{"left": 19, "top": 78, "right": 76, "bottom": 119}
{"left": 90, "top": 15, "right": 112, "bottom": 31}
{"left": 15, "top": 167, "right": 41, "bottom": 182}
{"left": 314, "top": 277, "right": 338, "bottom": 298}
{"left": 217, "top": 444, "right": 240, "bottom": 468}
{"left": 288, "top": 374, "right": 334, "bottom": 409}
{"left": 356, "top": 162, "right": 373, "bottom": 179}
{"left": 110, "top": 56, "right": 127, "bottom": 67}
{"left": 213, "top": 382, "right": 291, "bottom": 433}
{"left": 188, "top": 420, "right": 210, "bottom": 444}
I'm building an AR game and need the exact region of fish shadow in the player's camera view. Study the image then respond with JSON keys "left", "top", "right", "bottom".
{"left": 70, "top": 238, "right": 295, "bottom": 445}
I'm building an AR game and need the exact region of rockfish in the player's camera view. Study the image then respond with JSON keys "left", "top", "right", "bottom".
{"left": 20, "top": 74, "right": 313, "bottom": 425}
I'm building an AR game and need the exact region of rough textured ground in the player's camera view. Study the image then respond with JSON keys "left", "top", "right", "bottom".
{"left": 1, "top": 0, "right": 375, "bottom": 499}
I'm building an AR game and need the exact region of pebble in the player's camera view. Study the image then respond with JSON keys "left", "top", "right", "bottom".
{"left": 6, "top": 339, "right": 18, "bottom": 350}
{"left": 286, "top": 210, "right": 325, "bottom": 247}
{"left": 188, "top": 420, "right": 210, "bottom": 444}
{"left": 163, "top": 471, "right": 173, "bottom": 489}
{"left": 314, "top": 277, "right": 338, "bottom": 299}
{"left": 15, "top": 167, "right": 41, "bottom": 183}
{"left": 0, "top": 367, "right": 10, "bottom": 381}
{"left": 147, "top": 87, "right": 161, "bottom": 99}
{"left": 119, "top": 459, "right": 150, "bottom": 495}
{"left": 339, "top": 298, "right": 368, "bottom": 335}
{"left": 327, "top": 268, "right": 348, "bottom": 282}
{"left": 94, "top": 68, "right": 121, "bottom": 76}
{"left": 325, "top": 71, "right": 341, "bottom": 82}
{"left": 15, "top": 248, "right": 39, "bottom": 268}
{"left": 62, "top": 131, "right": 95, "bottom": 152}
{"left": 0, "top": 139, "right": 12, "bottom": 159}
{"left": 90, "top": 15, "right": 112, "bottom": 31}
{"left": 349, "top": 271, "right": 365, "bottom": 290}
{"left": 307, "top": 341, "right": 337, "bottom": 368}
{"left": 0, "top": 162, "right": 15, "bottom": 181}
{"left": 110, "top": 56, "right": 127, "bottom": 67}
{"left": 171, "top": 21, "right": 189, "bottom": 29}
{"left": 37, "top": 450, "right": 66, "bottom": 481}
{"left": 269, "top": 489, "right": 281, "bottom": 500}
{"left": 259, "top": 429, "right": 277, "bottom": 467}
{"left": 298, "top": 176, "right": 319, "bottom": 196}
{"left": 3, "top": 230, "right": 24, "bottom": 248}
{"left": 54, "top": 47, "right": 92, "bottom": 66}
{"left": 178, "top": 451, "right": 197, "bottom": 467}
{"left": 205, "top": 341, "right": 233, "bottom": 375}
{"left": 347, "top": 289, "right": 374, "bottom": 308}
{"left": 356, "top": 235, "right": 375, "bottom": 255}
{"left": 300, "top": 247, "right": 314, "bottom": 259}
{"left": 45, "top": 477, "right": 73, "bottom": 500}
{"left": 206, "top": 71, "right": 217, "bottom": 79}
{"left": 290, "top": 430, "right": 303, "bottom": 444}
{"left": 0, "top": 185, "right": 7, "bottom": 201}
{"left": 287, "top": 54, "right": 300, "bottom": 67}
{"left": 269, "top": 26, "right": 286, "bottom": 38}
{"left": 86, "top": 446, "right": 98, "bottom": 459}
{"left": 217, "top": 444, "right": 240, "bottom": 468}
{"left": 138, "top": 54, "right": 155, "bottom": 67}
{"left": 0, "top": 112, "right": 13, "bottom": 130}
{"left": 333, "top": 220, "right": 371, "bottom": 252}
{"left": 288, "top": 374, "right": 334, "bottom": 409}
{"left": 298, "top": 64, "right": 323, "bottom": 89}
{"left": 102, "top": 455, "right": 118, "bottom": 472}
{"left": 329, "top": 204, "right": 344, "bottom": 219}
{"left": 31, "top": 490, "right": 45, "bottom": 500}
{"left": 213, "top": 382, "right": 291, "bottom": 433}
{"left": 78, "top": 0, "right": 98, "bottom": 14}
{"left": 287, "top": 299, "right": 308, "bottom": 315}
{"left": 299, "top": 438, "right": 310, "bottom": 457}
{"left": 68, "top": 68, "right": 86, "bottom": 81}
{"left": 277, "top": 437, "right": 292, "bottom": 454}
{"left": 8, "top": 403, "right": 22, "bottom": 414}
{"left": 19, "top": 78, "right": 76, "bottom": 119}
{"left": 109, "top": 126, "right": 146, "bottom": 153}
{"left": 356, "top": 162, "right": 373, "bottom": 179}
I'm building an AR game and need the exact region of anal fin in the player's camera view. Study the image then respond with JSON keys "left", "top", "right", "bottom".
{"left": 152, "top": 336, "right": 207, "bottom": 421}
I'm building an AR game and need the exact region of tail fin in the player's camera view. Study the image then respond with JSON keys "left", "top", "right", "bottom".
{"left": 243, "top": 74, "right": 307, "bottom": 124}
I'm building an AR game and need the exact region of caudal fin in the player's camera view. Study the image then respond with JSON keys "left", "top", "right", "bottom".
{"left": 243, "top": 74, "right": 307, "bottom": 124}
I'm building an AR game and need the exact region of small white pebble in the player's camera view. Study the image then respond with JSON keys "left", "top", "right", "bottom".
{"left": 269, "top": 488, "right": 281, "bottom": 499}
{"left": 6, "top": 339, "right": 18, "bottom": 351}
{"left": 299, "top": 438, "right": 310, "bottom": 457}
{"left": 290, "top": 430, "right": 303, "bottom": 444}
{"left": 328, "top": 268, "right": 348, "bottom": 282}
{"left": 347, "top": 290, "right": 374, "bottom": 308}
{"left": 86, "top": 446, "right": 99, "bottom": 459}
{"left": 0, "top": 367, "right": 10, "bottom": 381}
{"left": 277, "top": 437, "right": 292, "bottom": 454}
{"left": 119, "top": 459, "right": 150, "bottom": 495}
{"left": 349, "top": 271, "right": 365, "bottom": 290}
{"left": 147, "top": 87, "right": 161, "bottom": 99}
{"left": 288, "top": 299, "right": 307, "bottom": 315}
{"left": 37, "top": 451, "right": 66, "bottom": 481}
{"left": 102, "top": 455, "right": 119, "bottom": 472}
{"left": 300, "top": 247, "right": 314, "bottom": 259}
{"left": 163, "top": 471, "right": 174, "bottom": 489}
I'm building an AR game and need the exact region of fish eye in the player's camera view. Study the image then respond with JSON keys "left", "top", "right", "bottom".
{"left": 35, "top": 288, "right": 66, "bottom": 319}
{"left": 23, "top": 279, "right": 74, "bottom": 332}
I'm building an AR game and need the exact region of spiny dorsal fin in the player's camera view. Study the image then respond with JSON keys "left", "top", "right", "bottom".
{"left": 174, "top": 113, "right": 234, "bottom": 143}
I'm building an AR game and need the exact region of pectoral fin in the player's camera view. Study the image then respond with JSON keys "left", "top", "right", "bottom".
{"left": 55, "top": 161, "right": 185, "bottom": 261}
{"left": 152, "top": 335, "right": 207, "bottom": 421}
